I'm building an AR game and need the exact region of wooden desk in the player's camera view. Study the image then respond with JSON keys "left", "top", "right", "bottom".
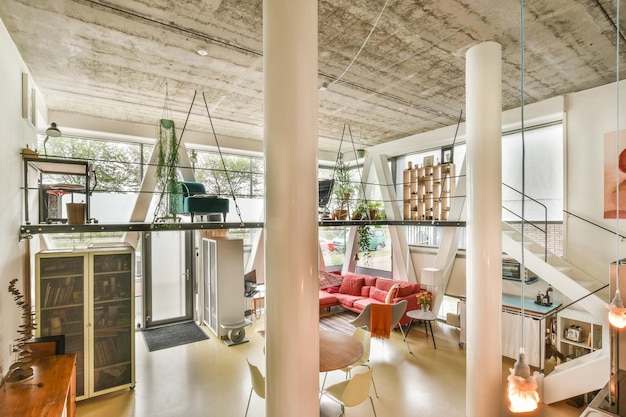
{"left": 319, "top": 329, "right": 363, "bottom": 372}
{"left": 0, "top": 354, "right": 77, "bottom": 417}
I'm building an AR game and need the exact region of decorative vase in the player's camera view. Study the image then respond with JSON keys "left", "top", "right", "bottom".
{"left": 421, "top": 304, "right": 428, "bottom": 312}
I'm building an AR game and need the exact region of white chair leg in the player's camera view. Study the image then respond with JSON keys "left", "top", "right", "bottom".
{"left": 398, "top": 323, "right": 413, "bottom": 354}
{"left": 244, "top": 388, "right": 253, "bottom": 417}
{"left": 320, "top": 372, "right": 328, "bottom": 400}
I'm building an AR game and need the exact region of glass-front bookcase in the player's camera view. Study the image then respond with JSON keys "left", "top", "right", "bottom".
{"left": 36, "top": 246, "right": 135, "bottom": 400}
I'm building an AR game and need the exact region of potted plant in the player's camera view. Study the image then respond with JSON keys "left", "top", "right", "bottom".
{"left": 332, "top": 152, "right": 354, "bottom": 220}
{"left": 351, "top": 199, "right": 384, "bottom": 221}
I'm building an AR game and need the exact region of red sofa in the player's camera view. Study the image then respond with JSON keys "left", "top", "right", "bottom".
{"left": 319, "top": 271, "right": 422, "bottom": 326}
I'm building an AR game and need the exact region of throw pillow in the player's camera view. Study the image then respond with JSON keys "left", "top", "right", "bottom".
{"left": 385, "top": 283, "right": 400, "bottom": 304}
{"left": 369, "top": 287, "right": 387, "bottom": 302}
{"left": 319, "top": 270, "right": 343, "bottom": 289}
{"left": 361, "top": 286, "right": 372, "bottom": 297}
{"left": 397, "top": 283, "right": 418, "bottom": 297}
{"left": 338, "top": 275, "right": 364, "bottom": 296}
{"left": 326, "top": 285, "right": 340, "bottom": 293}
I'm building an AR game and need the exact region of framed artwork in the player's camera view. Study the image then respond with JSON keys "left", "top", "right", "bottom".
{"left": 441, "top": 146, "right": 453, "bottom": 164}
{"left": 604, "top": 130, "right": 626, "bottom": 219}
{"left": 423, "top": 155, "right": 434, "bottom": 167}
{"left": 21, "top": 73, "right": 34, "bottom": 126}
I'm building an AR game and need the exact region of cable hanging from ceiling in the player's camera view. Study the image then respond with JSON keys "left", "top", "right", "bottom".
{"left": 506, "top": 0, "right": 540, "bottom": 412}
{"left": 331, "top": 0, "right": 508, "bottom": 88}
{"left": 606, "top": 0, "right": 626, "bottom": 329}
{"left": 322, "top": 0, "right": 390, "bottom": 90}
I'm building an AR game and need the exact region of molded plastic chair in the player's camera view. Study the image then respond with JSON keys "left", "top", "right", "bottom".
{"left": 320, "top": 328, "right": 379, "bottom": 397}
{"left": 245, "top": 358, "right": 265, "bottom": 417}
{"left": 340, "top": 328, "right": 378, "bottom": 398}
{"left": 349, "top": 300, "right": 411, "bottom": 353}
{"left": 321, "top": 368, "right": 377, "bottom": 417}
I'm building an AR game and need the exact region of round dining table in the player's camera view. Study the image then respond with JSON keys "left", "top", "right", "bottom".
{"left": 319, "top": 329, "right": 363, "bottom": 372}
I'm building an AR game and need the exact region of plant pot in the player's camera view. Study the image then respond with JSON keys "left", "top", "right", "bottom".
{"left": 333, "top": 209, "right": 349, "bottom": 220}
{"left": 357, "top": 149, "right": 366, "bottom": 158}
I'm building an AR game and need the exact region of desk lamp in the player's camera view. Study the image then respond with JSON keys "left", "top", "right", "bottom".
{"left": 43, "top": 122, "right": 62, "bottom": 156}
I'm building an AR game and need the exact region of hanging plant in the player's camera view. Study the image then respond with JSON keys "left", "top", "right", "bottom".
{"left": 154, "top": 118, "right": 181, "bottom": 221}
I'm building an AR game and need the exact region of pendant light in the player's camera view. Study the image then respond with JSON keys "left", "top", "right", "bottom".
{"left": 606, "top": 0, "right": 626, "bottom": 329}
{"left": 507, "top": 0, "right": 540, "bottom": 412}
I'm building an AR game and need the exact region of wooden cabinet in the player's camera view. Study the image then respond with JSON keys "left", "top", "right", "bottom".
{"left": 403, "top": 161, "right": 456, "bottom": 221}
{"left": 201, "top": 238, "right": 244, "bottom": 338}
{"left": 36, "top": 247, "right": 135, "bottom": 400}
{"left": 557, "top": 308, "right": 603, "bottom": 361}
{"left": 0, "top": 354, "right": 77, "bottom": 417}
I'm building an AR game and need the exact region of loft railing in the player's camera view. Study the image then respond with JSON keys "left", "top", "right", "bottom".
{"left": 502, "top": 183, "right": 548, "bottom": 261}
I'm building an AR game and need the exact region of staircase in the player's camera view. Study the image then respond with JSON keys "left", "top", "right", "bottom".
{"left": 501, "top": 222, "right": 610, "bottom": 404}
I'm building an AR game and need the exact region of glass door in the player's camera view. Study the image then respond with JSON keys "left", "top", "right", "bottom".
{"left": 143, "top": 230, "right": 194, "bottom": 328}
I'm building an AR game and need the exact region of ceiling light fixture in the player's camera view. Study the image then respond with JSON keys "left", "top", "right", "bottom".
{"left": 319, "top": 82, "right": 328, "bottom": 91}
{"left": 606, "top": 0, "right": 626, "bottom": 329}
{"left": 197, "top": 48, "right": 209, "bottom": 56}
{"left": 507, "top": 2, "right": 539, "bottom": 412}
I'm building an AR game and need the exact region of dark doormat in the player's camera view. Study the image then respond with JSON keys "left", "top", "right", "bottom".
{"left": 143, "top": 322, "right": 209, "bottom": 352}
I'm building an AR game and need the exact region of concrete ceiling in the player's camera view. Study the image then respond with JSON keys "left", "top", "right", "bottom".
{"left": 0, "top": 0, "right": 623, "bottom": 154}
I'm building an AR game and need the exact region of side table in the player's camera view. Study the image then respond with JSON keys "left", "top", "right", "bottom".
{"left": 406, "top": 309, "right": 438, "bottom": 352}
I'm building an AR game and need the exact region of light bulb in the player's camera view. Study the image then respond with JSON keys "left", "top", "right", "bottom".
{"left": 507, "top": 352, "right": 540, "bottom": 413}
{"left": 607, "top": 291, "right": 626, "bottom": 329}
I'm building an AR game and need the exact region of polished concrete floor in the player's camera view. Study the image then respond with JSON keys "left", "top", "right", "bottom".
{"left": 76, "top": 311, "right": 585, "bottom": 417}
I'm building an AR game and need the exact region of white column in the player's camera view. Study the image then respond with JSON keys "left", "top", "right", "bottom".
{"left": 465, "top": 41, "right": 503, "bottom": 417}
{"left": 263, "top": 1, "right": 319, "bottom": 417}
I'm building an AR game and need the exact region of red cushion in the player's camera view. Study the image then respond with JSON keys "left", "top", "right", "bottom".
{"left": 364, "top": 276, "right": 377, "bottom": 287}
{"left": 326, "top": 285, "right": 340, "bottom": 293}
{"left": 397, "top": 283, "right": 420, "bottom": 297}
{"left": 361, "top": 286, "right": 372, "bottom": 297}
{"left": 338, "top": 275, "right": 364, "bottom": 296}
{"left": 375, "top": 278, "right": 397, "bottom": 292}
{"left": 370, "top": 287, "right": 388, "bottom": 302}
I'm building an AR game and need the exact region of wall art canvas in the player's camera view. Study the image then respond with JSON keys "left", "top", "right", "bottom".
{"left": 604, "top": 130, "right": 626, "bottom": 218}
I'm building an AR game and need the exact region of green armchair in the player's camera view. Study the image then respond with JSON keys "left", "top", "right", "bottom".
{"left": 169, "top": 181, "right": 229, "bottom": 222}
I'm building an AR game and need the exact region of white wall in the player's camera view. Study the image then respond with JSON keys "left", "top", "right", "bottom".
{"left": 0, "top": 18, "right": 39, "bottom": 379}
{"left": 398, "top": 82, "right": 626, "bottom": 297}
{"left": 564, "top": 81, "right": 626, "bottom": 280}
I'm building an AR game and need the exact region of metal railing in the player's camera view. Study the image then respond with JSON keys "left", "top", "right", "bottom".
{"left": 502, "top": 183, "right": 548, "bottom": 261}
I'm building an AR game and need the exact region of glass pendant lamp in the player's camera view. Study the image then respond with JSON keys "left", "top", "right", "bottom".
{"left": 606, "top": 0, "right": 626, "bottom": 330}
{"left": 507, "top": 0, "right": 539, "bottom": 411}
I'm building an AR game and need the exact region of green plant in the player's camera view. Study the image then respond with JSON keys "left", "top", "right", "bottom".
{"left": 332, "top": 152, "right": 355, "bottom": 216}
{"left": 352, "top": 199, "right": 384, "bottom": 221}
{"left": 154, "top": 119, "right": 181, "bottom": 221}
{"left": 357, "top": 224, "right": 372, "bottom": 260}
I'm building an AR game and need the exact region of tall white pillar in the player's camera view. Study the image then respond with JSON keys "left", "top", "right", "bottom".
{"left": 465, "top": 41, "right": 503, "bottom": 417}
{"left": 263, "top": 1, "right": 319, "bottom": 417}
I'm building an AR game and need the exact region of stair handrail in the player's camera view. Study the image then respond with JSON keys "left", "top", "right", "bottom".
{"left": 564, "top": 210, "right": 626, "bottom": 240}
{"left": 502, "top": 183, "right": 548, "bottom": 261}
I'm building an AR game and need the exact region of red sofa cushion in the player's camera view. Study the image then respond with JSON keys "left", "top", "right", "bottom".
{"left": 369, "top": 287, "right": 387, "bottom": 302}
{"left": 338, "top": 275, "right": 364, "bottom": 296}
{"left": 397, "top": 282, "right": 421, "bottom": 297}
